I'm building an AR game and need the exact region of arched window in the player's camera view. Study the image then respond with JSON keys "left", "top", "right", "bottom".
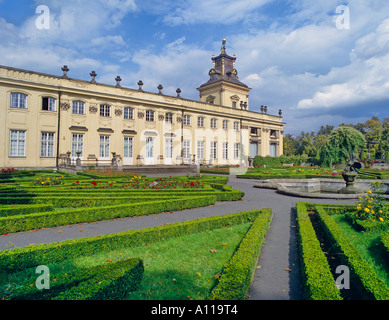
{"left": 10, "top": 93, "right": 27, "bottom": 109}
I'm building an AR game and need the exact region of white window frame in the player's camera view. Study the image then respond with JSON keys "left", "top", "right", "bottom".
{"left": 197, "top": 117, "right": 204, "bottom": 127}
{"left": 183, "top": 115, "right": 191, "bottom": 126}
{"left": 223, "top": 120, "right": 228, "bottom": 130}
{"left": 40, "top": 132, "right": 55, "bottom": 158}
{"left": 210, "top": 141, "right": 217, "bottom": 159}
{"left": 72, "top": 101, "right": 85, "bottom": 114}
{"left": 146, "top": 110, "right": 155, "bottom": 122}
{"left": 165, "top": 112, "right": 173, "bottom": 123}
{"left": 234, "top": 143, "right": 240, "bottom": 160}
{"left": 10, "top": 93, "right": 27, "bottom": 109}
{"left": 146, "top": 137, "right": 154, "bottom": 158}
{"left": 197, "top": 141, "right": 204, "bottom": 160}
{"left": 71, "top": 133, "right": 84, "bottom": 158}
{"left": 123, "top": 136, "right": 133, "bottom": 158}
{"left": 211, "top": 118, "right": 217, "bottom": 129}
{"left": 124, "top": 107, "right": 134, "bottom": 120}
{"left": 99, "top": 135, "right": 110, "bottom": 158}
{"left": 183, "top": 140, "right": 191, "bottom": 159}
{"left": 165, "top": 138, "right": 173, "bottom": 159}
{"left": 100, "top": 104, "right": 111, "bottom": 117}
{"left": 9, "top": 130, "right": 26, "bottom": 157}
{"left": 42, "top": 97, "right": 56, "bottom": 111}
{"left": 234, "top": 121, "right": 240, "bottom": 131}
{"left": 223, "top": 142, "right": 228, "bottom": 159}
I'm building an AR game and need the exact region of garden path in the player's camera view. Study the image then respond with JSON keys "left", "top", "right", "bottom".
{"left": 0, "top": 173, "right": 357, "bottom": 300}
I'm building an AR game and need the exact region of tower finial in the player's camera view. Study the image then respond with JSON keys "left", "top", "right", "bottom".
{"left": 221, "top": 38, "right": 226, "bottom": 53}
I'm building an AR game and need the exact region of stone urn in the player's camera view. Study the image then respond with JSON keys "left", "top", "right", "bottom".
{"left": 339, "top": 171, "right": 359, "bottom": 194}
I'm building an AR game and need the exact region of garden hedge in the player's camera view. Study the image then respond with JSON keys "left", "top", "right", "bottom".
{"left": 0, "top": 203, "right": 54, "bottom": 217}
{"left": 295, "top": 202, "right": 342, "bottom": 300}
{"left": 0, "top": 196, "right": 217, "bottom": 234}
{"left": 315, "top": 205, "right": 389, "bottom": 300}
{"left": 0, "top": 209, "right": 269, "bottom": 274}
{"left": 381, "top": 232, "right": 389, "bottom": 260}
{"left": 10, "top": 258, "right": 143, "bottom": 300}
{"left": 209, "top": 209, "right": 272, "bottom": 300}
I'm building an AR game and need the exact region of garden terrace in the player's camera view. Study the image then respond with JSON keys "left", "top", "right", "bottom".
{"left": 0, "top": 172, "right": 244, "bottom": 234}
{"left": 296, "top": 202, "right": 389, "bottom": 300}
{"left": 0, "top": 209, "right": 272, "bottom": 300}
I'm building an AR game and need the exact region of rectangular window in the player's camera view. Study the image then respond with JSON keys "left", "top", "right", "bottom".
{"left": 99, "top": 135, "right": 110, "bottom": 158}
{"left": 124, "top": 107, "right": 134, "bottom": 120}
{"left": 165, "top": 138, "right": 173, "bottom": 159}
{"left": 234, "top": 143, "right": 240, "bottom": 159}
{"left": 72, "top": 101, "right": 84, "bottom": 114}
{"left": 146, "top": 110, "right": 154, "bottom": 122}
{"left": 9, "top": 130, "right": 26, "bottom": 157}
{"left": 223, "top": 142, "right": 228, "bottom": 159}
{"left": 10, "top": 93, "right": 27, "bottom": 109}
{"left": 197, "top": 141, "right": 204, "bottom": 160}
{"left": 146, "top": 137, "right": 154, "bottom": 158}
{"left": 40, "top": 132, "right": 55, "bottom": 157}
{"left": 210, "top": 141, "right": 217, "bottom": 159}
{"left": 223, "top": 120, "right": 228, "bottom": 130}
{"left": 183, "top": 140, "right": 191, "bottom": 159}
{"left": 270, "top": 143, "right": 277, "bottom": 157}
{"left": 234, "top": 121, "right": 240, "bottom": 131}
{"left": 165, "top": 112, "right": 173, "bottom": 123}
{"left": 211, "top": 118, "right": 217, "bottom": 129}
{"left": 123, "top": 136, "right": 133, "bottom": 158}
{"left": 197, "top": 117, "right": 204, "bottom": 127}
{"left": 100, "top": 104, "right": 111, "bottom": 117}
{"left": 42, "top": 97, "right": 56, "bottom": 111}
{"left": 71, "top": 133, "right": 84, "bottom": 158}
{"left": 183, "top": 115, "right": 191, "bottom": 126}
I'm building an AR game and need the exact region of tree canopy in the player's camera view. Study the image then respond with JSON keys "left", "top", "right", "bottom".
{"left": 283, "top": 117, "right": 389, "bottom": 165}
{"left": 319, "top": 126, "right": 366, "bottom": 167}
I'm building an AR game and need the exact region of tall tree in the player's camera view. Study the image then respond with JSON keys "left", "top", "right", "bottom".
{"left": 319, "top": 126, "right": 366, "bottom": 167}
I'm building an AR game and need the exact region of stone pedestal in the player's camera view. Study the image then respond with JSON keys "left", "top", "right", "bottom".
{"left": 339, "top": 171, "right": 360, "bottom": 194}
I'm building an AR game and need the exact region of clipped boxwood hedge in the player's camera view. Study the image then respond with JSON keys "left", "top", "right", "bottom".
{"left": 0, "top": 209, "right": 267, "bottom": 274}
{"left": 10, "top": 258, "right": 143, "bottom": 300}
{"left": 295, "top": 202, "right": 342, "bottom": 300}
{"left": 209, "top": 209, "right": 272, "bottom": 300}
{"left": 315, "top": 205, "right": 389, "bottom": 300}
{"left": 0, "top": 196, "right": 216, "bottom": 234}
{"left": 0, "top": 203, "right": 54, "bottom": 217}
{"left": 53, "top": 258, "right": 144, "bottom": 300}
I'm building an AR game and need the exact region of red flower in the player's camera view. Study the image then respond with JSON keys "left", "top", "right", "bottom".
{"left": 190, "top": 181, "right": 195, "bottom": 187}
{"left": 91, "top": 180, "right": 97, "bottom": 186}
{"left": 76, "top": 181, "right": 79, "bottom": 183}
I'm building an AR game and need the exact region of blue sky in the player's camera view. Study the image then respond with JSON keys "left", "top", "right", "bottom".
{"left": 1, "top": 0, "right": 388, "bottom": 136}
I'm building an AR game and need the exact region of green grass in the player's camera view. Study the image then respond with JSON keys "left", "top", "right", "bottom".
{"left": 332, "top": 214, "right": 389, "bottom": 288}
{"left": 2, "top": 223, "right": 252, "bottom": 300}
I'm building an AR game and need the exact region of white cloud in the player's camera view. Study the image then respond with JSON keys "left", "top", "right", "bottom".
{"left": 162, "top": 0, "right": 272, "bottom": 26}
{"left": 296, "top": 19, "right": 389, "bottom": 111}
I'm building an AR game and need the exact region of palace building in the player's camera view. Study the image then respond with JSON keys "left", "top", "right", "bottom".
{"left": 0, "top": 40, "right": 285, "bottom": 170}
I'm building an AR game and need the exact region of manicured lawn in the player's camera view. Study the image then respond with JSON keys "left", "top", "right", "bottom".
{"left": 331, "top": 214, "right": 389, "bottom": 288}
{"left": 1, "top": 223, "right": 252, "bottom": 300}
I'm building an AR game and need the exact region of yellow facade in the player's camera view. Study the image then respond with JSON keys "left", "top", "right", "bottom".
{"left": 0, "top": 48, "right": 284, "bottom": 169}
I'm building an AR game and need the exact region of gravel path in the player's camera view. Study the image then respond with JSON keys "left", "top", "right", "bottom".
{"left": 0, "top": 174, "right": 357, "bottom": 300}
